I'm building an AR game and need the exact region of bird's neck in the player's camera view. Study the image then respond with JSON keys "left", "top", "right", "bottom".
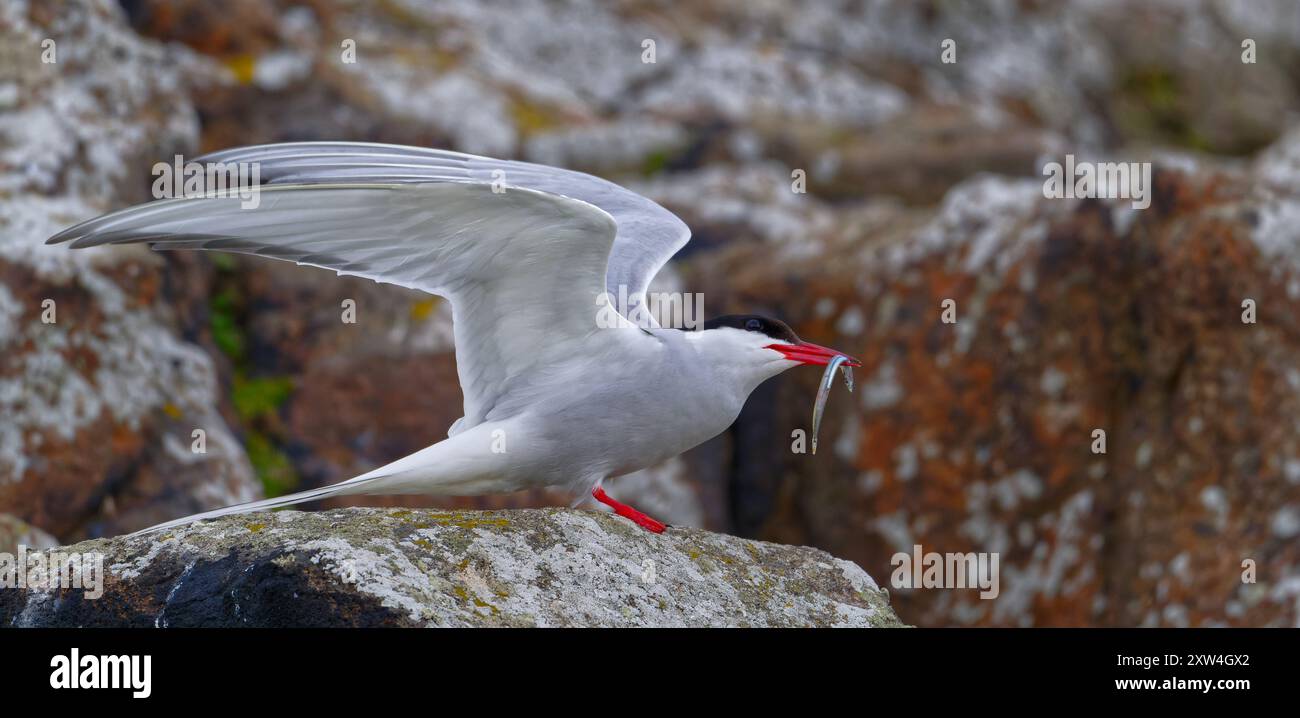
{"left": 685, "top": 329, "right": 787, "bottom": 399}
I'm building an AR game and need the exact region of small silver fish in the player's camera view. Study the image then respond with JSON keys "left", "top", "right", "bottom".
{"left": 811, "top": 354, "right": 854, "bottom": 455}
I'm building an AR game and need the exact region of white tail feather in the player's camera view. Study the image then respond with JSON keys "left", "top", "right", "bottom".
{"left": 131, "top": 422, "right": 518, "bottom": 537}
{"left": 131, "top": 475, "right": 379, "bottom": 536}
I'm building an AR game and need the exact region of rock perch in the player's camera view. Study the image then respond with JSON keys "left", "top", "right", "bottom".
{"left": 2, "top": 507, "right": 903, "bottom": 627}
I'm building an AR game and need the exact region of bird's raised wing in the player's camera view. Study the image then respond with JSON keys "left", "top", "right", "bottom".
{"left": 192, "top": 142, "right": 693, "bottom": 327}
{"left": 46, "top": 180, "right": 623, "bottom": 432}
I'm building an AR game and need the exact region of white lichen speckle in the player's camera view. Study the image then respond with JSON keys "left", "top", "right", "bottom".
{"left": 13, "top": 507, "right": 904, "bottom": 628}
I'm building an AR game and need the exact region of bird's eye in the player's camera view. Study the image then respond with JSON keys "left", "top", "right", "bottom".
{"left": 745, "top": 319, "right": 763, "bottom": 332}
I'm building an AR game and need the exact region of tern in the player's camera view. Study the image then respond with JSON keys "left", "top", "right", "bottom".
{"left": 48, "top": 142, "right": 860, "bottom": 535}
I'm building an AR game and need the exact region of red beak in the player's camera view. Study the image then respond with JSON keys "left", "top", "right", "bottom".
{"left": 766, "top": 342, "right": 861, "bottom": 367}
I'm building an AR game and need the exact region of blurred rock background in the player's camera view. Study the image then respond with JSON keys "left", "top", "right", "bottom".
{"left": 3, "top": 0, "right": 1300, "bottom": 626}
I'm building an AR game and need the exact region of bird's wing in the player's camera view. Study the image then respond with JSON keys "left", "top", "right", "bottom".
{"left": 46, "top": 180, "right": 626, "bottom": 431}
{"left": 191, "top": 142, "right": 693, "bottom": 327}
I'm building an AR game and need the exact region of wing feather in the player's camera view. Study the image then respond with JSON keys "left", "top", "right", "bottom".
{"left": 194, "top": 142, "right": 692, "bottom": 326}
{"left": 48, "top": 181, "right": 620, "bottom": 430}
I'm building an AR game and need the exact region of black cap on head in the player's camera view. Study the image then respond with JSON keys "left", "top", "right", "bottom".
{"left": 702, "top": 314, "right": 802, "bottom": 343}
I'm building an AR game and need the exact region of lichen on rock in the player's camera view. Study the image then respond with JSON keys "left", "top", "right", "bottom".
{"left": 1, "top": 507, "right": 904, "bottom": 628}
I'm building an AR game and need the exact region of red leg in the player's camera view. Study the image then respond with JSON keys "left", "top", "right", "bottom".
{"left": 592, "top": 487, "right": 667, "bottom": 533}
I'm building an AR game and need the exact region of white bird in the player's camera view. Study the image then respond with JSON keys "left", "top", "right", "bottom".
{"left": 48, "top": 142, "right": 859, "bottom": 535}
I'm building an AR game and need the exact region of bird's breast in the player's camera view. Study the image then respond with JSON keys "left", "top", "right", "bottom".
{"left": 524, "top": 334, "right": 749, "bottom": 481}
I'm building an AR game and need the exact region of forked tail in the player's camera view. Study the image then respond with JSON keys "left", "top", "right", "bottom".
{"left": 130, "top": 474, "right": 380, "bottom": 536}
{"left": 130, "top": 425, "right": 515, "bottom": 537}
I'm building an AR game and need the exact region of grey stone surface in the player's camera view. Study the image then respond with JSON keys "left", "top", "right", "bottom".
{"left": 2, "top": 506, "right": 903, "bottom": 627}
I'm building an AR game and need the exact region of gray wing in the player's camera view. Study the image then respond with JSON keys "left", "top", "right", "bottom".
{"left": 194, "top": 142, "right": 693, "bottom": 327}
{"left": 46, "top": 181, "right": 625, "bottom": 434}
